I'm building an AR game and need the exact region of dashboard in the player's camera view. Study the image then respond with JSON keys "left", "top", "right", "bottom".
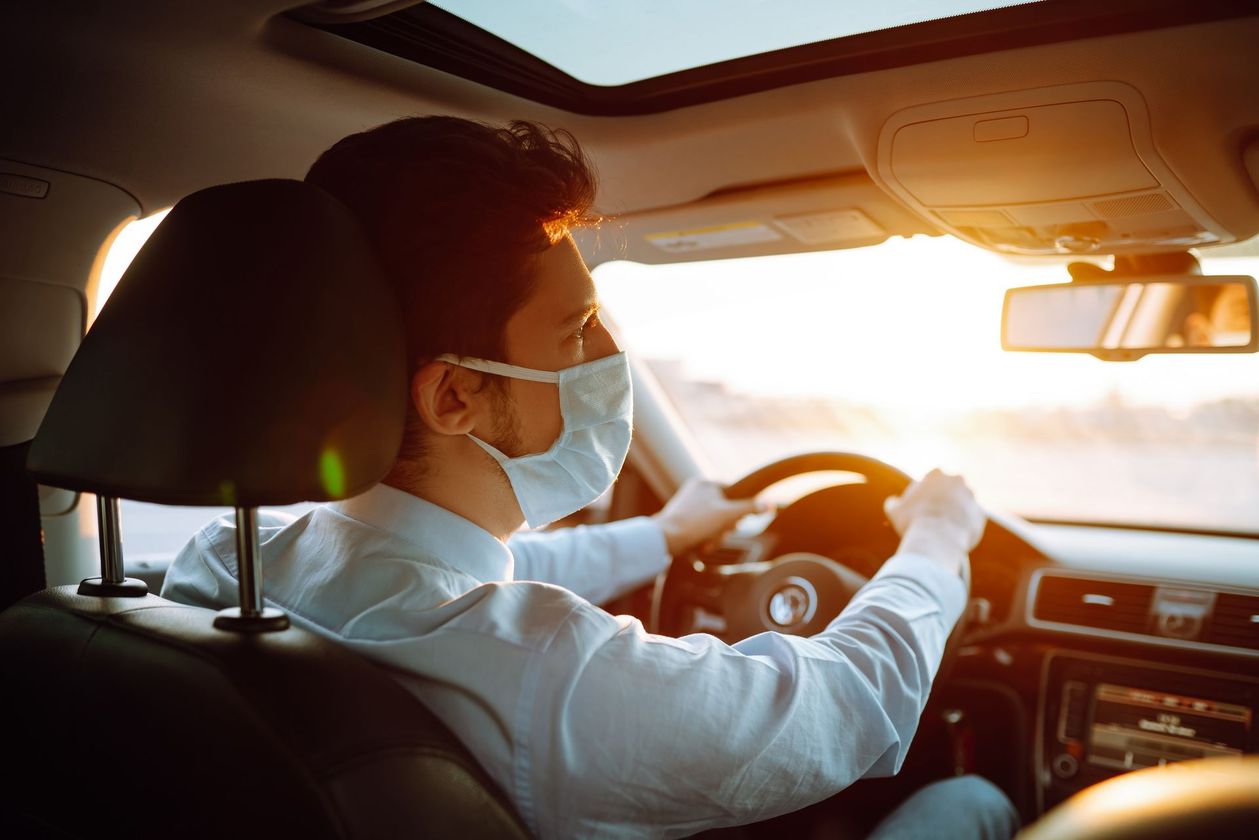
{"left": 968, "top": 520, "right": 1259, "bottom": 816}
{"left": 603, "top": 457, "right": 1259, "bottom": 822}
{"left": 652, "top": 502, "right": 1259, "bottom": 820}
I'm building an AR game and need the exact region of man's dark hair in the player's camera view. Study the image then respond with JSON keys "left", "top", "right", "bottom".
{"left": 305, "top": 116, "right": 598, "bottom": 462}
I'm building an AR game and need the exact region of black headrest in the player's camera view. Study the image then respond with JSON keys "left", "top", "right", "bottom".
{"left": 28, "top": 179, "right": 407, "bottom": 506}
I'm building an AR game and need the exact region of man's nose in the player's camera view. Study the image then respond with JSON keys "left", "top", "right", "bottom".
{"left": 588, "top": 321, "right": 620, "bottom": 359}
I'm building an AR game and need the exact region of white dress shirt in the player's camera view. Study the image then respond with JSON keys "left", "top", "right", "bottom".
{"left": 162, "top": 482, "right": 966, "bottom": 839}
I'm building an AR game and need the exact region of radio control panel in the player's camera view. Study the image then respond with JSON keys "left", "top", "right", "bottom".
{"left": 1037, "top": 652, "right": 1259, "bottom": 811}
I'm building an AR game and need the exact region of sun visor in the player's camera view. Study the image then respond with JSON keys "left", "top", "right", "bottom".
{"left": 27, "top": 180, "right": 408, "bottom": 507}
{"left": 579, "top": 173, "right": 933, "bottom": 267}
{"left": 0, "top": 277, "right": 80, "bottom": 447}
{"left": 0, "top": 160, "right": 138, "bottom": 448}
{"left": 875, "top": 82, "right": 1235, "bottom": 256}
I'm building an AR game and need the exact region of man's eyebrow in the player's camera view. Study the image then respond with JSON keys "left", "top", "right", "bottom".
{"left": 558, "top": 302, "right": 599, "bottom": 329}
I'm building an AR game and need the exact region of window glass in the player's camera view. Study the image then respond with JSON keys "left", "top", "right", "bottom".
{"left": 596, "top": 235, "right": 1259, "bottom": 533}
{"left": 119, "top": 501, "right": 317, "bottom": 569}
{"left": 94, "top": 208, "right": 169, "bottom": 319}
{"left": 430, "top": 0, "right": 1042, "bottom": 86}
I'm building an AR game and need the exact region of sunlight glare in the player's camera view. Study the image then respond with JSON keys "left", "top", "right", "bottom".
{"left": 596, "top": 234, "right": 1259, "bottom": 530}
{"left": 94, "top": 208, "right": 171, "bottom": 320}
{"left": 596, "top": 235, "right": 1259, "bottom": 418}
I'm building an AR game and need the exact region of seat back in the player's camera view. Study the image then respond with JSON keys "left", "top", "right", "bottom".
{"left": 3, "top": 180, "right": 531, "bottom": 837}
{"left": 0, "top": 588, "right": 530, "bottom": 839}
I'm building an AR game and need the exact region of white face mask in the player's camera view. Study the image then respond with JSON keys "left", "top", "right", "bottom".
{"left": 435, "top": 351, "right": 633, "bottom": 528}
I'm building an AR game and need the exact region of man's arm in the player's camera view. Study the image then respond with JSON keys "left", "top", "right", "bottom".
{"left": 509, "top": 479, "right": 761, "bottom": 603}
{"left": 513, "top": 472, "right": 982, "bottom": 836}
{"left": 508, "top": 517, "right": 669, "bottom": 604}
{"left": 525, "top": 534, "right": 969, "bottom": 836}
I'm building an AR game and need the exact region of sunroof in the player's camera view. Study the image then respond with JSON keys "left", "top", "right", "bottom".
{"left": 428, "top": 0, "right": 1046, "bottom": 86}
{"left": 308, "top": 0, "right": 1246, "bottom": 115}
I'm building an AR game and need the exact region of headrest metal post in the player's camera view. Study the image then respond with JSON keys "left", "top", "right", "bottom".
{"left": 212, "top": 506, "right": 289, "bottom": 633}
{"left": 235, "top": 506, "right": 263, "bottom": 617}
{"left": 98, "top": 495, "right": 124, "bottom": 584}
{"left": 75, "top": 495, "right": 148, "bottom": 597}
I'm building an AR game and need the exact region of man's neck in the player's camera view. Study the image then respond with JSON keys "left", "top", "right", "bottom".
{"left": 382, "top": 445, "right": 524, "bottom": 542}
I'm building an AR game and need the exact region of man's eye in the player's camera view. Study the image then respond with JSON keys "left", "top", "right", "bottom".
{"left": 576, "top": 313, "right": 600, "bottom": 340}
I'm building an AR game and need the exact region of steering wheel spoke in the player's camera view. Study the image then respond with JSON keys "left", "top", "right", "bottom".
{"left": 666, "top": 555, "right": 729, "bottom": 610}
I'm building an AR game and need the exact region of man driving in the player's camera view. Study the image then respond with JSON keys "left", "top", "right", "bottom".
{"left": 163, "top": 117, "right": 1017, "bottom": 839}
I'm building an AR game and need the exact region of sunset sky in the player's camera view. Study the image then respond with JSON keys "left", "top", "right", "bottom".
{"left": 596, "top": 234, "right": 1259, "bottom": 417}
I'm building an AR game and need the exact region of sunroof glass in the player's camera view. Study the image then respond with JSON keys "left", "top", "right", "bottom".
{"left": 429, "top": 0, "right": 1046, "bottom": 87}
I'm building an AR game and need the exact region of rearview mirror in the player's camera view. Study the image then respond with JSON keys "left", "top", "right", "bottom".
{"left": 1001, "top": 274, "right": 1258, "bottom": 361}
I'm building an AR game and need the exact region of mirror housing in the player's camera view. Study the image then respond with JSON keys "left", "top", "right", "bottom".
{"left": 1001, "top": 274, "right": 1258, "bottom": 361}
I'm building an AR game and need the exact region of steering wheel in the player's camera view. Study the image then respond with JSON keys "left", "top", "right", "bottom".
{"left": 651, "top": 452, "right": 972, "bottom": 678}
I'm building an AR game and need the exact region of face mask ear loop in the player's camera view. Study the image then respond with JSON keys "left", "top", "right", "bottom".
{"left": 434, "top": 354, "right": 560, "bottom": 384}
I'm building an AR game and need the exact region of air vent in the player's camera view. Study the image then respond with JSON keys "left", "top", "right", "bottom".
{"left": 1034, "top": 576, "right": 1154, "bottom": 635}
{"left": 1205, "top": 593, "right": 1259, "bottom": 651}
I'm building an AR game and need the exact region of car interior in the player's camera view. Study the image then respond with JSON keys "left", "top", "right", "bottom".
{"left": 2, "top": 1, "right": 1258, "bottom": 837}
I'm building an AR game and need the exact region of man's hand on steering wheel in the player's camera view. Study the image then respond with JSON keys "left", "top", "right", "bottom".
{"left": 651, "top": 478, "right": 768, "bottom": 556}
{"left": 650, "top": 457, "right": 991, "bottom": 655}
{"left": 884, "top": 468, "right": 987, "bottom": 577}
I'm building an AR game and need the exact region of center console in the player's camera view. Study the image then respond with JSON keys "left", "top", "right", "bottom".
{"left": 1037, "top": 651, "right": 1259, "bottom": 811}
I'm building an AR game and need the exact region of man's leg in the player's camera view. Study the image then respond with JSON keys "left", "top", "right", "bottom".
{"left": 865, "top": 776, "right": 1019, "bottom": 840}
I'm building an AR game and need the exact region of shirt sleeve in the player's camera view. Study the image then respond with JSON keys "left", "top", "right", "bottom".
{"left": 508, "top": 516, "right": 670, "bottom": 604}
{"left": 161, "top": 510, "right": 302, "bottom": 609}
{"left": 524, "top": 549, "right": 967, "bottom": 837}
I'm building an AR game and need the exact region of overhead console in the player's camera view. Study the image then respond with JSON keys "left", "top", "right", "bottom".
{"left": 875, "top": 82, "right": 1240, "bottom": 256}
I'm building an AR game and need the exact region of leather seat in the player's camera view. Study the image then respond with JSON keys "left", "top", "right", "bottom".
{"left": 0, "top": 180, "right": 531, "bottom": 838}
{"left": 0, "top": 588, "right": 529, "bottom": 839}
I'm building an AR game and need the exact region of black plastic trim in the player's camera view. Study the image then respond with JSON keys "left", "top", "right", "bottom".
{"left": 77, "top": 576, "right": 150, "bottom": 598}
{"left": 300, "top": 0, "right": 1259, "bottom": 116}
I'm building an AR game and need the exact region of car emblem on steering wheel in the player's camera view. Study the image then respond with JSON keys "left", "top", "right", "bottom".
{"left": 766, "top": 577, "right": 817, "bottom": 629}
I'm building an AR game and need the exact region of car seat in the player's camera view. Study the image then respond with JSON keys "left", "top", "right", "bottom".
{"left": 0, "top": 180, "right": 531, "bottom": 838}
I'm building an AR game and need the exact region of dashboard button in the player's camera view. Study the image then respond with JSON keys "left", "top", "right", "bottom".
{"left": 1052, "top": 753, "right": 1079, "bottom": 779}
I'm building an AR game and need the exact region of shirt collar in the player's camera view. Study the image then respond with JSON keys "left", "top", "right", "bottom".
{"left": 328, "top": 483, "right": 514, "bottom": 583}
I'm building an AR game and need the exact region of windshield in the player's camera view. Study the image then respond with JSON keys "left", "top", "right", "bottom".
{"left": 596, "top": 235, "right": 1259, "bottom": 534}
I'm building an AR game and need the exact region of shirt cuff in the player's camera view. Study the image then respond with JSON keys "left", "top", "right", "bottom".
{"left": 871, "top": 550, "right": 968, "bottom": 625}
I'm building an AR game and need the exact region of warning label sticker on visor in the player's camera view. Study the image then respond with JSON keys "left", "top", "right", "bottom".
{"left": 645, "top": 221, "right": 783, "bottom": 253}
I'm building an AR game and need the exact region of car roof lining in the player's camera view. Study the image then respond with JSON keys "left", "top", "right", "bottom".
{"left": 1, "top": 2, "right": 1257, "bottom": 264}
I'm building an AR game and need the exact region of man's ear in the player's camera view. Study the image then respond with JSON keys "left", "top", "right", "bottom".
{"left": 411, "top": 360, "right": 486, "bottom": 437}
